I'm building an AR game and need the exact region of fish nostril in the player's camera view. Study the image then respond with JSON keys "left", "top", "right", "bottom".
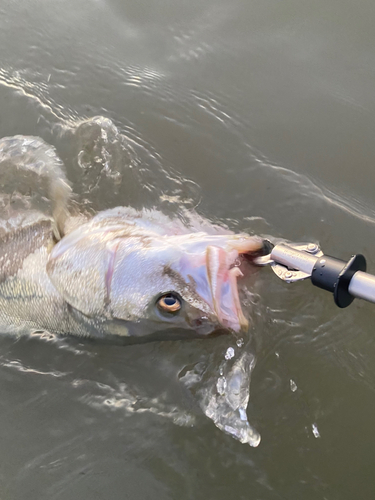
{"left": 191, "top": 317, "right": 213, "bottom": 330}
{"left": 190, "top": 318, "right": 218, "bottom": 336}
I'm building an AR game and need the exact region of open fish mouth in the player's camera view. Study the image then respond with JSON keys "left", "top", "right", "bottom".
{"left": 172, "top": 235, "right": 263, "bottom": 333}
{"left": 206, "top": 245, "right": 249, "bottom": 333}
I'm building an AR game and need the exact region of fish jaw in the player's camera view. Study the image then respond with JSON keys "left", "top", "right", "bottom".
{"left": 206, "top": 246, "right": 249, "bottom": 332}
{"left": 175, "top": 238, "right": 261, "bottom": 333}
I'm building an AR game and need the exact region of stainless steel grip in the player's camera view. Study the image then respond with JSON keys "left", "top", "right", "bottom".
{"left": 349, "top": 271, "right": 375, "bottom": 304}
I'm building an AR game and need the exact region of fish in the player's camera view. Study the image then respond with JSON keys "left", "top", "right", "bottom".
{"left": 0, "top": 135, "right": 263, "bottom": 340}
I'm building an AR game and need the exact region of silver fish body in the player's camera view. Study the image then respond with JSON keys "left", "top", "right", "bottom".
{"left": 0, "top": 135, "right": 262, "bottom": 340}
{"left": 0, "top": 207, "right": 262, "bottom": 339}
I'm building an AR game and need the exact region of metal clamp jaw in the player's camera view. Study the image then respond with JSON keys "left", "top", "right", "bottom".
{"left": 254, "top": 240, "right": 373, "bottom": 308}
{"left": 254, "top": 241, "right": 323, "bottom": 282}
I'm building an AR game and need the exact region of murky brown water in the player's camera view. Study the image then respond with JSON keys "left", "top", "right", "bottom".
{"left": 1, "top": 0, "right": 375, "bottom": 498}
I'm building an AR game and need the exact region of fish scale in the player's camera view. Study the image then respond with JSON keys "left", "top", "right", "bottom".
{"left": 0, "top": 136, "right": 263, "bottom": 340}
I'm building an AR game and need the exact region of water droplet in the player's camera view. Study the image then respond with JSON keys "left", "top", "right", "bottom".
{"left": 236, "top": 338, "right": 244, "bottom": 348}
{"left": 225, "top": 347, "right": 235, "bottom": 360}
{"left": 217, "top": 377, "right": 226, "bottom": 395}
{"left": 290, "top": 379, "right": 297, "bottom": 392}
{"left": 312, "top": 423, "right": 320, "bottom": 438}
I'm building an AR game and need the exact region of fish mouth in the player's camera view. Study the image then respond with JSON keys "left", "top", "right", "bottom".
{"left": 205, "top": 245, "right": 249, "bottom": 333}
{"left": 175, "top": 235, "right": 263, "bottom": 334}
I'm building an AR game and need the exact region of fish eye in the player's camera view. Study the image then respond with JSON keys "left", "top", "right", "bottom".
{"left": 157, "top": 293, "right": 181, "bottom": 313}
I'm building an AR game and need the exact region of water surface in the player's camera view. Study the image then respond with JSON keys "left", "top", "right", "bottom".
{"left": 0, "top": 0, "right": 375, "bottom": 498}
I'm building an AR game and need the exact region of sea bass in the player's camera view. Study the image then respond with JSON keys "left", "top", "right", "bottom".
{"left": 0, "top": 136, "right": 263, "bottom": 340}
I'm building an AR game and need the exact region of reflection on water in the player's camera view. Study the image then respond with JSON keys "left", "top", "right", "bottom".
{"left": 0, "top": 0, "right": 375, "bottom": 498}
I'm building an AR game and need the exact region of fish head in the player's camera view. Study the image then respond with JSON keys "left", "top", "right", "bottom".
{"left": 47, "top": 223, "right": 263, "bottom": 338}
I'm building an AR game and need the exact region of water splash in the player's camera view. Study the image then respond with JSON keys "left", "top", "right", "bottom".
{"left": 0, "top": 135, "right": 71, "bottom": 238}
{"left": 59, "top": 115, "right": 201, "bottom": 214}
{"left": 180, "top": 344, "right": 261, "bottom": 447}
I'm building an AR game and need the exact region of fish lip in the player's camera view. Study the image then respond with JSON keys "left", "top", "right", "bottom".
{"left": 174, "top": 236, "right": 261, "bottom": 335}
{"left": 206, "top": 246, "right": 249, "bottom": 334}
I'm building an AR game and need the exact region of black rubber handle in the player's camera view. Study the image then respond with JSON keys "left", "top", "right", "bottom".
{"left": 311, "top": 254, "right": 367, "bottom": 308}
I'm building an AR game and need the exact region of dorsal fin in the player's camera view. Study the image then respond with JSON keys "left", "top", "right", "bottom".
{"left": 0, "top": 135, "right": 72, "bottom": 240}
